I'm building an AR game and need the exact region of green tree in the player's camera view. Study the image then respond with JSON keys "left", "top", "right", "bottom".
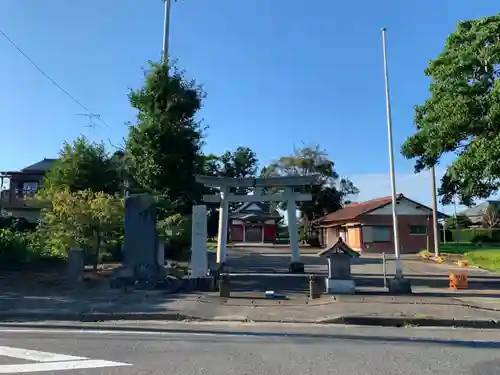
{"left": 38, "top": 190, "right": 124, "bottom": 268}
{"left": 125, "top": 62, "right": 205, "bottom": 214}
{"left": 262, "top": 145, "right": 359, "bottom": 236}
{"left": 401, "top": 14, "right": 500, "bottom": 206}
{"left": 42, "top": 136, "right": 121, "bottom": 196}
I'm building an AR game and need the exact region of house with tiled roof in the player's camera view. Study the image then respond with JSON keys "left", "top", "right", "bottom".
{"left": 0, "top": 158, "right": 57, "bottom": 222}
{"left": 459, "top": 200, "right": 500, "bottom": 227}
{"left": 315, "top": 194, "right": 447, "bottom": 253}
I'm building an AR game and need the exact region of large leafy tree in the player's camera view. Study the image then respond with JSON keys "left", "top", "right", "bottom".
{"left": 126, "top": 62, "right": 205, "bottom": 215}
{"left": 262, "top": 145, "right": 359, "bottom": 233}
{"left": 42, "top": 136, "right": 121, "bottom": 196}
{"left": 401, "top": 14, "right": 500, "bottom": 206}
{"left": 38, "top": 190, "right": 123, "bottom": 268}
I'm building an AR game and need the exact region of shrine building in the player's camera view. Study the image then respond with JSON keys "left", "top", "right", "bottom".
{"left": 228, "top": 202, "right": 281, "bottom": 243}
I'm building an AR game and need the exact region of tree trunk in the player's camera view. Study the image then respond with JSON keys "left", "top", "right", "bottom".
{"left": 93, "top": 228, "right": 101, "bottom": 271}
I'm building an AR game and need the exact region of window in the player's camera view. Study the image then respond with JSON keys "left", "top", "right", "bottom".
{"left": 22, "top": 182, "right": 38, "bottom": 197}
{"left": 372, "top": 226, "right": 391, "bottom": 242}
{"left": 409, "top": 225, "right": 427, "bottom": 235}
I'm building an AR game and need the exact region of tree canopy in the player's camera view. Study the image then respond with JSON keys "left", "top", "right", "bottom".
{"left": 125, "top": 62, "right": 205, "bottom": 214}
{"left": 38, "top": 190, "right": 123, "bottom": 267}
{"left": 401, "top": 14, "right": 500, "bottom": 206}
{"left": 42, "top": 136, "right": 121, "bottom": 197}
{"left": 262, "top": 145, "right": 359, "bottom": 232}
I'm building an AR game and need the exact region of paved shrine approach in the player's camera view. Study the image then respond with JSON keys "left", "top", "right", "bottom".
{"left": 196, "top": 175, "right": 318, "bottom": 273}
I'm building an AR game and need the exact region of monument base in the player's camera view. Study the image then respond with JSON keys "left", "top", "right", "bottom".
{"left": 195, "top": 276, "right": 215, "bottom": 292}
{"left": 325, "top": 278, "right": 356, "bottom": 294}
{"left": 289, "top": 262, "right": 305, "bottom": 273}
{"left": 109, "top": 265, "right": 162, "bottom": 290}
{"left": 388, "top": 277, "right": 412, "bottom": 295}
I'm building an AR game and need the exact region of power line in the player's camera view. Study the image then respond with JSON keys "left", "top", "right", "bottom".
{"left": 0, "top": 26, "right": 107, "bottom": 125}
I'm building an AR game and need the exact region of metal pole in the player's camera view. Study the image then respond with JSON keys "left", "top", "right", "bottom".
{"left": 162, "top": 0, "right": 171, "bottom": 63}
{"left": 381, "top": 28, "right": 403, "bottom": 279}
{"left": 431, "top": 166, "right": 440, "bottom": 257}
{"left": 382, "top": 252, "right": 387, "bottom": 288}
{"left": 442, "top": 218, "right": 447, "bottom": 244}
{"left": 454, "top": 196, "right": 458, "bottom": 251}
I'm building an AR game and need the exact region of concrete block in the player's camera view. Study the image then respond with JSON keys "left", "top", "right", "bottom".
{"left": 67, "top": 248, "right": 84, "bottom": 284}
{"left": 388, "top": 277, "right": 412, "bottom": 295}
{"left": 325, "top": 278, "right": 356, "bottom": 294}
{"left": 289, "top": 262, "right": 305, "bottom": 274}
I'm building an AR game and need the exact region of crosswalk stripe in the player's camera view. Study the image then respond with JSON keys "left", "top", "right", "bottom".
{"left": 0, "top": 359, "right": 131, "bottom": 373}
{"left": 0, "top": 346, "right": 86, "bottom": 363}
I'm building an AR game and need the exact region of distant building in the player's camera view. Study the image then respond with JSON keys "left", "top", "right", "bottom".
{"left": 459, "top": 200, "right": 500, "bottom": 227}
{"left": 0, "top": 158, "right": 57, "bottom": 223}
{"left": 229, "top": 202, "right": 281, "bottom": 243}
{"left": 315, "top": 194, "right": 448, "bottom": 253}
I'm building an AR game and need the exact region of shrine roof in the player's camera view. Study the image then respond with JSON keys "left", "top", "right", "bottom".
{"left": 317, "top": 238, "right": 360, "bottom": 258}
{"left": 229, "top": 201, "right": 281, "bottom": 220}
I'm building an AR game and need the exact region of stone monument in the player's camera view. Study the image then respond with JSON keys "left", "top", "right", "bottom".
{"left": 317, "top": 238, "right": 359, "bottom": 294}
{"left": 112, "top": 194, "right": 161, "bottom": 287}
{"left": 190, "top": 205, "right": 208, "bottom": 278}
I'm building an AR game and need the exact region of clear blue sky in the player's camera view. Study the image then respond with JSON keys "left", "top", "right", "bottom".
{"left": 1, "top": 1, "right": 498, "bottom": 213}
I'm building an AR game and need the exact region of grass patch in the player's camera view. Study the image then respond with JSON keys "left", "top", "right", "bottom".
{"left": 464, "top": 250, "right": 500, "bottom": 272}
{"left": 440, "top": 242, "right": 500, "bottom": 254}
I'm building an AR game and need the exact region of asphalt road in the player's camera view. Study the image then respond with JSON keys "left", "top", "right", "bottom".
{"left": 0, "top": 323, "right": 499, "bottom": 374}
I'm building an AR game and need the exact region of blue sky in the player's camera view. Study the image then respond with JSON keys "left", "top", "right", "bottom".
{"left": 0, "top": 0, "right": 498, "bottom": 214}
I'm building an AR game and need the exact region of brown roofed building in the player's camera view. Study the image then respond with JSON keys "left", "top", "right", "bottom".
{"left": 315, "top": 194, "right": 446, "bottom": 254}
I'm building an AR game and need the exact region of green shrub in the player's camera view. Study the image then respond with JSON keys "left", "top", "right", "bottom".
{"left": 0, "top": 228, "right": 29, "bottom": 263}
{"left": 471, "top": 234, "right": 493, "bottom": 244}
{"left": 451, "top": 228, "right": 500, "bottom": 243}
{"left": 305, "top": 234, "right": 321, "bottom": 247}
{"left": 157, "top": 214, "right": 191, "bottom": 261}
{"left": 0, "top": 217, "right": 37, "bottom": 232}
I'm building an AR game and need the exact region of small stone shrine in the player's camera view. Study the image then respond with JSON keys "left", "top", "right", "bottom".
{"left": 317, "top": 238, "right": 360, "bottom": 294}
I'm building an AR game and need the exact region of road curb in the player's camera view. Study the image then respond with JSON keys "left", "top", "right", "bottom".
{"left": 0, "top": 312, "right": 499, "bottom": 329}
{"left": 0, "top": 311, "right": 193, "bottom": 322}
{"left": 318, "top": 316, "right": 500, "bottom": 329}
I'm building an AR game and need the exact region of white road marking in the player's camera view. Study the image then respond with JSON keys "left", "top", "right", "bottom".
{"left": 0, "top": 360, "right": 131, "bottom": 373}
{"left": 0, "top": 346, "right": 85, "bottom": 362}
{"left": 0, "top": 346, "right": 131, "bottom": 373}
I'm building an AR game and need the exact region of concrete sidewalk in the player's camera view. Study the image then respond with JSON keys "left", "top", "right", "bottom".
{"left": 1, "top": 253, "right": 499, "bottom": 327}
{"left": 1, "top": 285, "right": 500, "bottom": 326}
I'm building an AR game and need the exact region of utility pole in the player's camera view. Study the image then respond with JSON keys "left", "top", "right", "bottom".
{"left": 381, "top": 28, "right": 402, "bottom": 278}
{"left": 162, "top": 0, "right": 172, "bottom": 63}
{"left": 381, "top": 28, "right": 411, "bottom": 293}
{"left": 431, "top": 166, "right": 440, "bottom": 257}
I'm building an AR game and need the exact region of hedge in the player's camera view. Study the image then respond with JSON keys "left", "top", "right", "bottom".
{"left": 450, "top": 228, "right": 500, "bottom": 243}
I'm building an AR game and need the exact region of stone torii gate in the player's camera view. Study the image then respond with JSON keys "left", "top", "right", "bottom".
{"left": 195, "top": 175, "right": 316, "bottom": 273}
